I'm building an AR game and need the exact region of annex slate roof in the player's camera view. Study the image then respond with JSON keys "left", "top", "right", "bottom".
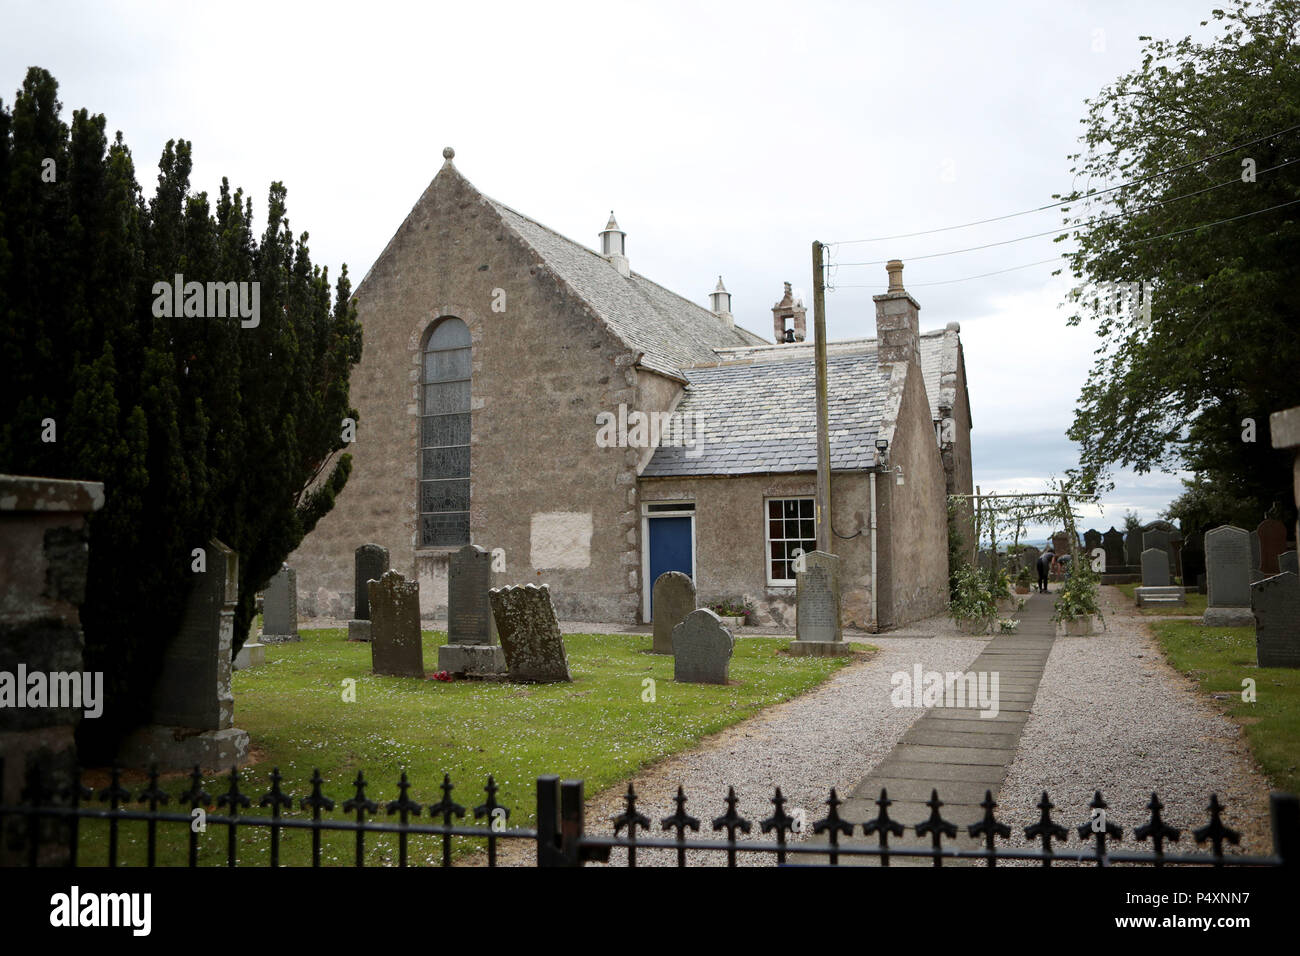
{"left": 712, "top": 329, "right": 953, "bottom": 420}
{"left": 641, "top": 351, "right": 891, "bottom": 477}
{"left": 487, "top": 199, "right": 768, "bottom": 378}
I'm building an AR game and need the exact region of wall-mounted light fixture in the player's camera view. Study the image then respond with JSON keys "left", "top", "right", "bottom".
{"left": 874, "top": 437, "right": 889, "bottom": 466}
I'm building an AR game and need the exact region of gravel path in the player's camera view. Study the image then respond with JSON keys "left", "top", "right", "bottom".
{"left": 995, "top": 586, "right": 1275, "bottom": 862}
{"left": 469, "top": 614, "right": 988, "bottom": 866}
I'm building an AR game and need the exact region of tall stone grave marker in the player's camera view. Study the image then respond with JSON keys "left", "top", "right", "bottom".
{"left": 490, "top": 584, "right": 571, "bottom": 682}
{"left": 1203, "top": 525, "right": 1254, "bottom": 626}
{"left": 1125, "top": 529, "right": 1143, "bottom": 568}
{"left": 369, "top": 570, "right": 425, "bottom": 677}
{"left": 792, "top": 551, "right": 850, "bottom": 656}
{"left": 1143, "top": 529, "right": 1173, "bottom": 579}
{"left": 438, "top": 545, "right": 507, "bottom": 677}
{"left": 1083, "top": 529, "right": 1102, "bottom": 555}
{"left": 119, "top": 539, "right": 250, "bottom": 771}
{"left": 1103, "top": 528, "right": 1125, "bottom": 571}
{"left": 262, "top": 565, "right": 299, "bottom": 642}
{"left": 652, "top": 571, "right": 695, "bottom": 655}
{"left": 1250, "top": 531, "right": 1262, "bottom": 577}
{"left": 1180, "top": 533, "right": 1206, "bottom": 594}
{"left": 1052, "top": 531, "right": 1072, "bottom": 559}
{"left": 1140, "top": 548, "right": 1170, "bottom": 587}
{"left": 349, "top": 544, "right": 389, "bottom": 641}
{"left": 1257, "top": 519, "right": 1287, "bottom": 576}
{"left": 673, "top": 609, "right": 734, "bottom": 684}
{"left": 1251, "top": 571, "right": 1300, "bottom": 668}
{"left": 1021, "top": 545, "right": 1042, "bottom": 573}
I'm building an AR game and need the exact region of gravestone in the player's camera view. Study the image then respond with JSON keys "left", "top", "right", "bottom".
{"left": 1142, "top": 529, "right": 1173, "bottom": 579}
{"left": 1125, "top": 530, "right": 1143, "bottom": 568}
{"left": 1250, "top": 531, "right": 1261, "bottom": 573}
{"left": 1140, "top": 548, "right": 1169, "bottom": 587}
{"left": 1257, "top": 519, "right": 1287, "bottom": 575}
{"left": 369, "top": 570, "right": 424, "bottom": 677}
{"left": 489, "top": 584, "right": 571, "bottom": 682}
{"left": 1180, "top": 533, "right": 1206, "bottom": 593}
{"left": 794, "top": 551, "right": 846, "bottom": 647}
{"left": 1022, "top": 545, "right": 1041, "bottom": 571}
{"left": 1102, "top": 528, "right": 1125, "bottom": 570}
{"left": 119, "top": 539, "right": 250, "bottom": 771}
{"left": 1280, "top": 550, "right": 1299, "bottom": 575}
{"left": 1083, "top": 529, "right": 1102, "bottom": 554}
{"left": 262, "top": 565, "right": 299, "bottom": 642}
{"left": 1052, "top": 532, "right": 1072, "bottom": 558}
{"left": 977, "top": 549, "right": 992, "bottom": 573}
{"left": 439, "top": 545, "right": 506, "bottom": 677}
{"left": 349, "top": 543, "right": 390, "bottom": 641}
{"left": 1251, "top": 571, "right": 1300, "bottom": 668}
{"left": 651, "top": 571, "right": 695, "bottom": 655}
{"left": 1203, "top": 525, "right": 1254, "bottom": 627}
{"left": 673, "top": 608, "right": 734, "bottom": 684}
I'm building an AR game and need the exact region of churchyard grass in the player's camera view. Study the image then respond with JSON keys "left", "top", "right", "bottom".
{"left": 1116, "top": 582, "right": 1208, "bottom": 616}
{"left": 1151, "top": 620, "right": 1300, "bottom": 793}
{"left": 74, "top": 628, "right": 863, "bottom": 866}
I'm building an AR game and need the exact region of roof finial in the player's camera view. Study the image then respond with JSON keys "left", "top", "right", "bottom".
{"left": 442, "top": 146, "right": 455, "bottom": 161}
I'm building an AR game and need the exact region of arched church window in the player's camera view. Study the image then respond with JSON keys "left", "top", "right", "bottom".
{"left": 419, "top": 317, "right": 471, "bottom": 547}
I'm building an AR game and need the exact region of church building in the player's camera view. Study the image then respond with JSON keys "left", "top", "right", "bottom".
{"left": 289, "top": 149, "right": 974, "bottom": 630}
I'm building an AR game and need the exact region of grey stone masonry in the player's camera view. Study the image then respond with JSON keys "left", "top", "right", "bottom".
{"left": 0, "top": 474, "right": 104, "bottom": 866}
{"left": 369, "top": 570, "right": 425, "bottom": 678}
{"left": 1140, "top": 548, "right": 1169, "bottom": 587}
{"left": 672, "top": 608, "right": 734, "bottom": 684}
{"left": 262, "top": 566, "right": 299, "bottom": 642}
{"left": 118, "top": 538, "right": 250, "bottom": 772}
{"left": 652, "top": 571, "right": 695, "bottom": 655}
{"left": 1142, "top": 530, "right": 1173, "bottom": 579}
{"left": 1280, "top": 551, "right": 1299, "bottom": 575}
{"left": 1204, "top": 525, "right": 1254, "bottom": 627}
{"left": 489, "top": 584, "right": 571, "bottom": 682}
{"left": 796, "top": 551, "right": 843, "bottom": 643}
{"left": 1251, "top": 571, "right": 1300, "bottom": 668}
{"left": 354, "top": 544, "right": 390, "bottom": 621}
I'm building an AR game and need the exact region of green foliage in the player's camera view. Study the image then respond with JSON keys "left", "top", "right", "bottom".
{"left": 946, "top": 495, "right": 968, "bottom": 601}
{"left": 0, "top": 68, "right": 362, "bottom": 758}
{"left": 1014, "top": 565, "right": 1034, "bottom": 589}
{"left": 982, "top": 564, "right": 1012, "bottom": 602}
{"left": 1053, "top": 554, "right": 1101, "bottom": 622}
{"left": 1060, "top": 0, "right": 1300, "bottom": 527}
{"left": 947, "top": 564, "right": 996, "bottom": 624}
{"left": 1161, "top": 472, "right": 1263, "bottom": 533}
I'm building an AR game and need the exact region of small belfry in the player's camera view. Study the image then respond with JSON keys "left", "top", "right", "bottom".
{"left": 772, "top": 281, "right": 806, "bottom": 343}
{"left": 599, "top": 211, "right": 630, "bottom": 276}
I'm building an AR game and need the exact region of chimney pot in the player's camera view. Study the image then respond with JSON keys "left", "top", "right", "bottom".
{"left": 886, "top": 259, "right": 905, "bottom": 292}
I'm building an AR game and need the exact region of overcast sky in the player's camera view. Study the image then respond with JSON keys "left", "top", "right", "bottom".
{"left": 5, "top": 0, "right": 1227, "bottom": 544}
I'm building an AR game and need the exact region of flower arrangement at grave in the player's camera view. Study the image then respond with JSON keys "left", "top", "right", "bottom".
{"left": 1052, "top": 545, "right": 1101, "bottom": 623}
{"left": 1014, "top": 566, "right": 1034, "bottom": 594}
{"left": 997, "top": 618, "right": 1020, "bottom": 633}
{"left": 708, "top": 598, "right": 755, "bottom": 624}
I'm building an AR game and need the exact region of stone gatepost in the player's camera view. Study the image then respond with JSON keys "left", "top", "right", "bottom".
{"left": 0, "top": 474, "right": 105, "bottom": 866}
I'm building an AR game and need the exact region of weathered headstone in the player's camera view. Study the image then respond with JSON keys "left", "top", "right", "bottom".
{"left": 262, "top": 565, "right": 299, "bottom": 642}
{"left": 672, "top": 608, "right": 734, "bottom": 684}
{"left": 1022, "top": 545, "right": 1041, "bottom": 571}
{"left": 1143, "top": 529, "right": 1173, "bottom": 579}
{"left": 369, "top": 570, "right": 424, "bottom": 677}
{"left": 1251, "top": 571, "right": 1300, "bottom": 668}
{"left": 1052, "top": 531, "right": 1072, "bottom": 558}
{"left": 1180, "top": 533, "right": 1206, "bottom": 592}
{"left": 795, "top": 551, "right": 843, "bottom": 644}
{"left": 489, "top": 584, "right": 571, "bottom": 682}
{"left": 1257, "top": 519, "right": 1287, "bottom": 576}
{"left": 1125, "top": 529, "right": 1143, "bottom": 568}
{"left": 1203, "top": 525, "right": 1254, "bottom": 627}
{"left": 1083, "top": 529, "right": 1102, "bottom": 554}
{"left": 1102, "top": 528, "right": 1125, "bottom": 571}
{"left": 1280, "top": 550, "right": 1299, "bottom": 575}
{"left": 439, "top": 545, "right": 506, "bottom": 677}
{"left": 652, "top": 571, "right": 695, "bottom": 655}
{"left": 1140, "top": 548, "right": 1169, "bottom": 587}
{"left": 1250, "top": 531, "right": 1262, "bottom": 573}
{"left": 349, "top": 543, "right": 390, "bottom": 641}
{"left": 119, "top": 539, "right": 250, "bottom": 771}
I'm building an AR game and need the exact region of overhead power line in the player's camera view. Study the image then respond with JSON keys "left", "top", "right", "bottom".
{"left": 828, "top": 196, "right": 1300, "bottom": 291}
{"left": 825, "top": 122, "right": 1300, "bottom": 246}
{"left": 830, "top": 156, "right": 1300, "bottom": 267}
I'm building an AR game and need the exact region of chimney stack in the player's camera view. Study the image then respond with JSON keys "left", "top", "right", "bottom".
{"left": 772, "top": 281, "right": 806, "bottom": 343}
{"left": 599, "top": 211, "right": 630, "bottom": 277}
{"left": 709, "top": 276, "right": 734, "bottom": 328}
{"left": 874, "top": 259, "right": 920, "bottom": 367}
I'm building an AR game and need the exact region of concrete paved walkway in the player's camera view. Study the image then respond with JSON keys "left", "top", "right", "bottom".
{"left": 820, "top": 591, "right": 1056, "bottom": 865}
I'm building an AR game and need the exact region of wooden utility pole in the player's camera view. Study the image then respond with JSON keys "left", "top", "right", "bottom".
{"left": 813, "top": 240, "right": 832, "bottom": 554}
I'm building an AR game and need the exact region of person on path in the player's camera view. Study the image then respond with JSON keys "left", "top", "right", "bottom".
{"left": 1036, "top": 548, "right": 1054, "bottom": 593}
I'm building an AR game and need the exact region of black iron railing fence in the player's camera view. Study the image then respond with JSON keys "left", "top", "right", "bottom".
{"left": 2, "top": 760, "right": 1296, "bottom": 867}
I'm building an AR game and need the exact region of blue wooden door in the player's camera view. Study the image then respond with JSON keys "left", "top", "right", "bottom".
{"left": 648, "top": 516, "right": 693, "bottom": 617}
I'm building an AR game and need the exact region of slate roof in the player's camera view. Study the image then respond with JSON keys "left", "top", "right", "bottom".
{"left": 713, "top": 330, "right": 952, "bottom": 419}
{"left": 487, "top": 199, "right": 768, "bottom": 378}
{"left": 641, "top": 351, "right": 891, "bottom": 477}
